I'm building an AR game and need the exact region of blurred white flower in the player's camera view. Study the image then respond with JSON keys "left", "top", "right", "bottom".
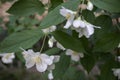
{"left": 60, "top": 6, "right": 76, "bottom": 29}
{"left": 42, "top": 25, "right": 56, "bottom": 34}
{"left": 66, "top": 49, "right": 84, "bottom": 62}
{"left": 112, "top": 68, "right": 120, "bottom": 79}
{"left": 48, "top": 70, "right": 54, "bottom": 80}
{"left": 73, "top": 18, "right": 100, "bottom": 38}
{"left": 48, "top": 36, "right": 56, "bottom": 48}
{"left": 118, "top": 56, "right": 120, "bottom": 62}
{"left": 87, "top": 1, "right": 93, "bottom": 11}
{"left": 48, "top": 36, "right": 65, "bottom": 50}
{"left": 0, "top": 53, "right": 15, "bottom": 64}
{"left": 118, "top": 43, "right": 120, "bottom": 48}
{"left": 22, "top": 49, "right": 54, "bottom": 72}
{"left": 47, "top": 56, "right": 60, "bottom": 80}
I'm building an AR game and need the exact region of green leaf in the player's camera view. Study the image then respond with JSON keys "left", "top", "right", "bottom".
{"left": 91, "top": 0, "right": 120, "bottom": 13}
{"left": 52, "top": 30, "right": 85, "bottom": 52}
{"left": 93, "top": 32, "right": 120, "bottom": 52}
{"left": 7, "top": 0, "right": 45, "bottom": 16}
{"left": 45, "top": 48, "right": 61, "bottom": 55}
{"left": 0, "top": 29, "right": 44, "bottom": 53}
{"left": 53, "top": 53, "right": 70, "bottom": 79}
{"left": 99, "top": 56, "right": 120, "bottom": 80}
{"left": 40, "top": 0, "right": 80, "bottom": 29}
{"left": 81, "top": 54, "right": 96, "bottom": 73}
{"left": 50, "top": 0, "right": 63, "bottom": 10}
{"left": 82, "top": 10, "right": 95, "bottom": 24}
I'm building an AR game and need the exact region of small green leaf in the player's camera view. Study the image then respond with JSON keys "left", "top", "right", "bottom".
{"left": 7, "top": 0, "right": 45, "bottom": 16}
{"left": 53, "top": 53, "right": 70, "bottom": 79}
{"left": 93, "top": 32, "right": 120, "bottom": 52}
{"left": 40, "top": 0, "right": 80, "bottom": 29}
{"left": 45, "top": 48, "right": 61, "bottom": 55}
{"left": 52, "top": 30, "right": 85, "bottom": 53}
{"left": 99, "top": 56, "right": 120, "bottom": 80}
{"left": 0, "top": 29, "right": 44, "bottom": 53}
{"left": 91, "top": 0, "right": 120, "bottom": 13}
{"left": 81, "top": 54, "right": 96, "bottom": 73}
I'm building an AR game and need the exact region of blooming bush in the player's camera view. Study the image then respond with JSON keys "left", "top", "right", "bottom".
{"left": 0, "top": 0, "right": 120, "bottom": 80}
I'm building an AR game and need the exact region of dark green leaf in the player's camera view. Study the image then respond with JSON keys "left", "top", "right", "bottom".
{"left": 40, "top": 0, "right": 80, "bottom": 29}
{"left": 99, "top": 56, "right": 120, "bottom": 80}
{"left": 45, "top": 48, "right": 61, "bottom": 55}
{"left": 7, "top": 0, "right": 45, "bottom": 16}
{"left": 52, "top": 30, "right": 85, "bottom": 52}
{"left": 93, "top": 32, "right": 120, "bottom": 52}
{"left": 91, "top": 0, "right": 120, "bottom": 13}
{"left": 0, "top": 29, "right": 44, "bottom": 53}
{"left": 81, "top": 54, "right": 96, "bottom": 72}
{"left": 53, "top": 53, "right": 70, "bottom": 79}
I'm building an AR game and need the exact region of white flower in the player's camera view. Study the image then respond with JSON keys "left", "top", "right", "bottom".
{"left": 42, "top": 25, "right": 56, "bottom": 34}
{"left": 112, "top": 68, "right": 120, "bottom": 79}
{"left": 48, "top": 70, "right": 54, "bottom": 80}
{"left": 0, "top": 53, "right": 15, "bottom": 64}
{"left": 66, "top": 49, "right": 84, "bottom": 62}
{"left": 118, "top": 56, "right": 120, "bottom": 62}
{"left": 60, "top": 6, "right": 76, "bottom": 29}
{"left": 118, "top": 43, "right": 120, "bottom": 48}
{"left": 48, "top": 36, "right": 65, "bottom": 50}
{"left": 22, "top": 49, "right": 54, "bottom": 72}
{"left": 48, "top": 36, "right": 56, "bottom": 48}
{"left": 73, "top": 18, "right": 100, "bottom": 38}
{"left": 87, "top": 1, "right": 93, "bottom": 11}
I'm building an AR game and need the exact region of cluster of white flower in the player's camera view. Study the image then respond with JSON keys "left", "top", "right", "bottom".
{"left": 60, "top": 1, "right": 100, "bottom": 38}
{"left": 21, "top": 49, "right": 60, "bottom": 80}
{"left": 112, "top": 68, "right": 120, "bottom": 79}
{"left": 0, "top": 53, "right": 15, "bottom": 64}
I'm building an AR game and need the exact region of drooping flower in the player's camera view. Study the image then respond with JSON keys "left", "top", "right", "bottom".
{"left": 87, "top": 1, "right": 93, "bottom": 11}
{"left": 48, "top": 70, "right": 54, "bottom": 80}
{"left": 47, "top": 56, "right": 60, "bottom": 80}
{"left": 60, "top": 6, "right": 76, "bottom": 29}
{"left": 65, "top": 49, "right": 84, "bottom": 62}
{"left": 0, "top": 53, "right": 15, "bottom": 64}
{"left": 22, "top": 49, "right": 54, "bottom": 72}
{"left": 42, "top": 25, "right": 56, "bottom": 34}
{"left": 112, "top": 68, "right": 120, "bottom": 79}
{"left": 48, "top": 36, "right": 65, "bottom": 50}
{"left": 73, "top": 17, "right": 100, "bottom": 38}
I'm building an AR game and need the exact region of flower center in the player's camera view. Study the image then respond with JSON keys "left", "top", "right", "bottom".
{"left": 5, "top": 54, "right": 11, "bottom": 59}
{"left": 73, "top": 51, "right": 78, "bottom": 56}
{"left": 34, "top": 56, "right": 42, "bottom": 63}
{"left": 66, "top": 13, "right": 71, "bottom": 19}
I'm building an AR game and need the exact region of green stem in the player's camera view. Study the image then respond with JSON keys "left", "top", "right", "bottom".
{"left": 40, "top": 35, "right": 47, "bottom": 53}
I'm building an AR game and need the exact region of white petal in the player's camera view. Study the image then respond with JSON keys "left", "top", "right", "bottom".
{"left": 40, "top": 54, "right": 53, "bottom": 65}
{"left": 56, "top": 42, "right": 65, "bottom": 50}
{"left": 71, "top": 55, "right": 80, "bottom": 62}
{"left": 2, "top": 57, "right": 13, "bottom": 64}
{"left": 78, "top": 31, "right": 84, "bottom": 38}
{"left": 48, "top": 71, "right": 54, "bottom": 80}
{"left": 118, "top": 43, "right": 120, "bottom": 48}
{"left": 83, "top": 24, "right": 94, "bottom": 38}
{"left": 66, "top": 49, "right": 73, "bottom": 56}
{"left": 64, "top": 19, "right": 73, "bottom": 29}
{"left": 36, "top": 62, "right": 47, "bottom": 72}
{"left": 73, "top": 20, "right": 85, "bottom": 28}
{"left": 53, "top": 56, "right": 60, "bottom": 63}
{"left": 25, "top": 58, "right": 35, "bottom": 69}
{"left": 49, "top": 26, "right": 56, "bottom": 32}
{"left": 48, "top": 37, "right": 56, "bottom": 48}
{"left": 60, "top": 7, "right": 69, "bottom": 17}
{"left": 87, "top": 1, "right": 93, "bottom": 11}
{"left": 118, "top": 56, "right": 120, "bottom": 62}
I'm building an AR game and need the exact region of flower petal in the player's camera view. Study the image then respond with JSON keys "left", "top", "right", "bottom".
{"left": 36, "top": 62, "right": 47, "bottom": 72}
{"left": 48, "top": 71, "right": 54, "bottom": 80}
{"left": 87, "top": 1, "right": 93, "bottom": 11}
{"left": 73, "top": 20, "right": 85, "bottom": 28}
{"left": 41, "top": 54, "right": 53, "bottom": 65}
{"left": 25, "top": 58, "right": 35, "bottom": 69}
{"left": 71, "top": 55, "right": 80, "bottom": 62}
{"left": 66, "top": 49, "right": 73, "bottom": 56}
